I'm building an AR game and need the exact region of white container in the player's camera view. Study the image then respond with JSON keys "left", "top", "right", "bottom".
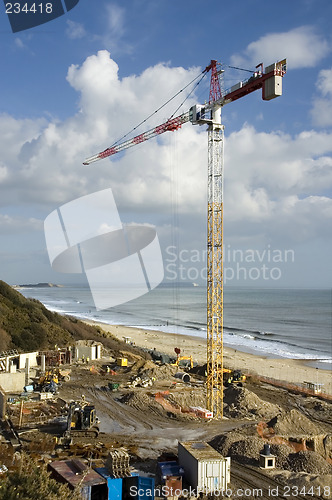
{"left": 178, "top": 441, "right": 230, "bottom": 493}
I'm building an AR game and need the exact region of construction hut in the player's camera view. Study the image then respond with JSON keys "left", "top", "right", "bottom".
{"left": 178, "top": 441, "right": 230, "bottom": 493}
{"left": 259, "top": 444, "right": 276, "bottom": 469}
{"left": 48, "top": 459, "right": 107, "bottom": 499}
{"left": 74, "top": 340, "right": 102, "bottom": 362}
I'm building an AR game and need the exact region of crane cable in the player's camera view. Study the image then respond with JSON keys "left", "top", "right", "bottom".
{"left": 110, "top": 69, "right": 208, "bottom": 148}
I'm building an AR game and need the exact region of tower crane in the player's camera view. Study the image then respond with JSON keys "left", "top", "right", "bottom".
{"left": 83, "top": 58, "right": 287, "bottom": 418}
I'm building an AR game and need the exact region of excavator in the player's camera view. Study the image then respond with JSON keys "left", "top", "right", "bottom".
{"left": 172, "top": 355, "right": 194, "bottom": 369}
{"left": 63, "top": 396, "right": 100, "bottom": 438}
{"left": 223, "top": 368, "right": 246, "bottom": 387}
{"left": 171, "top": 348, "right": 194, "bottom": 369}
{"left": 33, "top": 368, "right": 71, "bottom": 393}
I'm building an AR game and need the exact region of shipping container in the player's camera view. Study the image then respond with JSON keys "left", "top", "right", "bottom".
{"left": 95, "top": 467, "right": 123, "bottom": 500}
{"left": 178, "top": 441, "right": 230, "bottom": 493}
{"left": 123, "top": 475, "right": 154, "bottom": 500}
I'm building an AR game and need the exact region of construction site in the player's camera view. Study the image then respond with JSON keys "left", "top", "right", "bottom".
{"left": 0, "top": 334, "right": 331, "bottom": 499}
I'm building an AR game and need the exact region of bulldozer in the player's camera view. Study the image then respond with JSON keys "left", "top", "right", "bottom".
{"left": 64, "top": 396, "right": 100, "bottom": 438}
{"left": 223, "top": 368, "right": 246, "bottom": 387}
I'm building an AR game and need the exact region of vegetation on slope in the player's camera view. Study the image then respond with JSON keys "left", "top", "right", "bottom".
{"left": 0, "top": 454, "right": 80, "bottom": 500}
{"left": 0, "top": 280, "right": 149, "bottom": 359}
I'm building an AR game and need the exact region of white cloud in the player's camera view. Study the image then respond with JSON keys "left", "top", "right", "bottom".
{"left": 224, "top": 125, "right": 332, "bottom": 243}
{"left": 311, "top": 68, "right": 332, "bottom": 127}
{"left": 0, "top": 51, "right": 331, "bottom": 254}
{"left": 66, "top": 20, "right": 86, "bottom": 40}
{"left": 231, "top": 26, "right": 331, "bottom": 70}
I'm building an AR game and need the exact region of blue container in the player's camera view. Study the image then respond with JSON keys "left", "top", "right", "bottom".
{"left": 123, "top": 476, "right": 155, "bottom": 500}
{"left": 95, "top": 467, "right": 123, "bottom": 500}
{"left": 157, "top": 461, "right": 185, "bottom": 480}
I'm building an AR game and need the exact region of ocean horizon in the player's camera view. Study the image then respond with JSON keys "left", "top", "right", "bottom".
{"left": 18, "top": 283, "right": 332, "bottom": 370}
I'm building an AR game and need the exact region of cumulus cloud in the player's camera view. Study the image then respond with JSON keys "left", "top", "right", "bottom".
{"left": 0, "top": 51, "right": 331, "bottom": 255}
{"left": 231, "top": 26, "right": 331, "bottom": 70}
{"left": 224, "top": 125, "right": 332, "bottom": 243}
{"left": 311, "top": 68, "right": 332, "bottom": 126}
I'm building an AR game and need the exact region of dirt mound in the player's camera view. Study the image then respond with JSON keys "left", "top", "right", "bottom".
{"left": 211, "top": 431, "right": 264, "bottom": 465}
{"left": 286, "top": 450, "right": 332, "bottom": 474}
{"left": 223, "top": 385, "right": 281, "bottom": 419}
{"left": 270, "top": 443, "right": 294, "bottom": 468}
{"left": 167, "top": 388, "right": 206, "bottom": 409}
{"left": 267, "top": 409, "right": 323, "bottom": 437}
{"left": 228, "top": 437, "right": 264, "bottom": 465}
{"left": 141, "top": 362, "right": 178, "bottom": 380}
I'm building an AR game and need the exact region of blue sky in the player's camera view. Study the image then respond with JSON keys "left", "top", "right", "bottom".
{"left": 0, "top": 0, "right": 331, "bottom": 287}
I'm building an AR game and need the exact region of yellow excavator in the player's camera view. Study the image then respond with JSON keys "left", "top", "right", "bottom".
{"left": 171, "top": 348, "right": 194, "bottom": 369}
{"left": 223, "top": 368, "right": 246, "bottom": 387}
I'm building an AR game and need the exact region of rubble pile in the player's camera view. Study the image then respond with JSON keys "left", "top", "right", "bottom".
{"left": 223, "top": 385, "right": 281, "bottom": 419}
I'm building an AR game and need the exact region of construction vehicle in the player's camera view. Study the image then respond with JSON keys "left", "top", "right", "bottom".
{"left": 172, "top": 355, "right": 194, "bottom": 370}
{"left": 83, "top": 58, "right": 287, "bottom": 418}
{"left": 64, "top": 396, "right": 100, "bottom": 438}
{"left": 33, "top": 368, "right": 71, "bottom": 393}
{"left": 223, "top": 368, "right": 246, "bottom": 387}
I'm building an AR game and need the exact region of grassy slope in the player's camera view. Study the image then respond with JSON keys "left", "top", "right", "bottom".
{"left": 0, "top": 280, "right": 149, "bottom": 359}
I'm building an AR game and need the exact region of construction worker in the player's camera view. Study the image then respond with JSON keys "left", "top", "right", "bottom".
{"left": 86, "top": 356, "right": 90, "bottom": 364}
{"left": 81, "top": 354, "right": 85, "bottom": 363}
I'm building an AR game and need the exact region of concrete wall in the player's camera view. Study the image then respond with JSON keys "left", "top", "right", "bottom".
{"left": 75, "top": 344, "right": 102, "bottom": 361}
{"left": 19, "top": 352, "right": 38, "bottom": 370}
{"left": 0, "top": 368, "right": 37, "bottom": 392}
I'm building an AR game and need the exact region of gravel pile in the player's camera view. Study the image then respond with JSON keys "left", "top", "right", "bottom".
{"left": 223, "top": 385, "right": 281, "bottom": 419}
{"left": 211, "top": 432, "right": 264, "bottom": 465}
{"left": 286, "top": 450, "right": 332, "bottom": 474}
{"left": 270, "top": 443, "right": 293, "bottom": 468}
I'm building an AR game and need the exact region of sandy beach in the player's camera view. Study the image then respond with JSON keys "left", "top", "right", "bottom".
{"left": 85, "top": 321, "right": 332, "bottom": 396}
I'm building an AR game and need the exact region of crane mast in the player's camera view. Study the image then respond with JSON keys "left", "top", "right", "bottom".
{"left": 83, "top": 58, "right": 287, "bottom": 419}
{"left": 207, "top": 105, "right": 224, "bottom": 417}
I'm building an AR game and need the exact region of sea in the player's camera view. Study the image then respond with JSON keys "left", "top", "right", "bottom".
{"left": 18, "top": 284, "right": 332, "bottom": 370}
